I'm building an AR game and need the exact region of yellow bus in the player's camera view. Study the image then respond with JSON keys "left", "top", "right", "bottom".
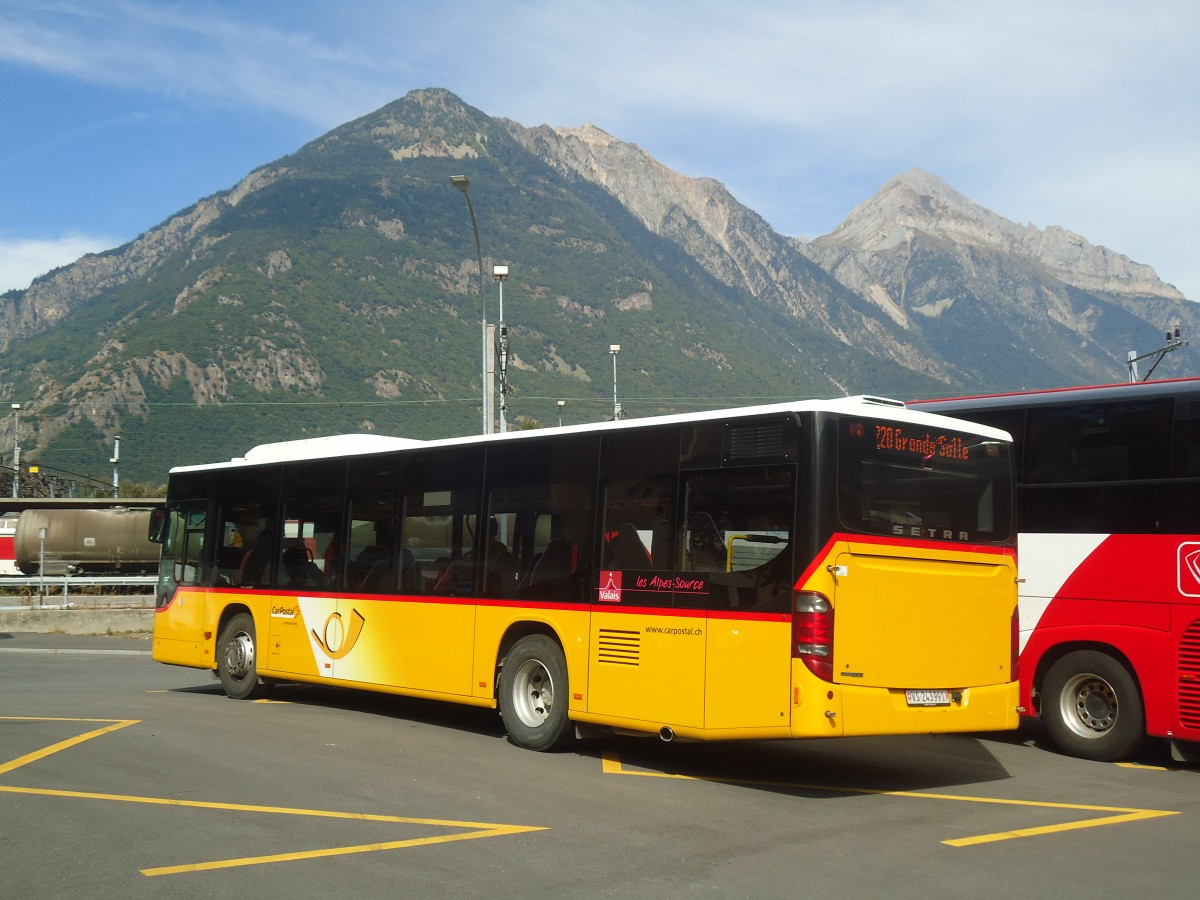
{"left": 150, "top": 396, "right": 1020, "bottom": 751}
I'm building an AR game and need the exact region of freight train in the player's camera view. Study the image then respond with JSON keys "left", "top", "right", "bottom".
{"left": 6, "top": 507, "right": 160, "bottom": 576}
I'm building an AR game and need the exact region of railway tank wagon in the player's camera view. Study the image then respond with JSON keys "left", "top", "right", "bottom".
{"left": 13, "top": 507, "right": 161, "bottom": 575}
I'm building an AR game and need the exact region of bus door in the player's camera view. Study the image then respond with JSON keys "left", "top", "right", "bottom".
{"left": 152, "top": 501, "right": 212, "bottom": 667}
{"left": 589, "top": 560, "right": 707, "bottom": 730}
{"left": 687, "top": 466, "right": 795, "bottom": 731}
{"left": 268, "top": 469, "right": 345, "bottom": 680}
{"left": 588, "top": 432, "right": 706, "bottom": 729}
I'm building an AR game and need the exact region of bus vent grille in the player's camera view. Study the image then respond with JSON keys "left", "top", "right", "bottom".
{"left": 1179, "top": 618, "right": 1200, "bottom": 729}
{"left": 597, "top": 628, "right": 640, "bottom": 666}
{"left": 726, "top": 422, "right": 785, "bottom": 461}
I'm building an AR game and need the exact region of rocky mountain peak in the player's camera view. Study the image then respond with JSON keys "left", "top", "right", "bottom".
{"left": 815, "top": 168, "right": 1184, "bottom": 299}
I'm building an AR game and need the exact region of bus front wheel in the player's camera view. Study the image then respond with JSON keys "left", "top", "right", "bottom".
{"left": 1042, "top": 650, "right": 1143, "bottom": 761}
{"left": 498, "top": 634, "right": 573, "bottom": 752}
{"left": 217, "top": 613, "right": 268, "bottom": 700}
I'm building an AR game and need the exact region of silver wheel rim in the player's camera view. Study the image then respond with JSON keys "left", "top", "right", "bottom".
{"left": 511, "top": 657, "right": 555, "bottom": 729}
{"left": 1059, "top": 672, "right": 1117, "bottom": 738}
{"left": 225, "top": 630, "right": 255, "bottom": 680}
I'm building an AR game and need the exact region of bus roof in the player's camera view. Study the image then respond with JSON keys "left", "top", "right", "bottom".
{"left": 909, "top": 376, "right": 1200, "bottom": 412}
{"left": 169, "top": 394, "right": 1014, "bottom": 474}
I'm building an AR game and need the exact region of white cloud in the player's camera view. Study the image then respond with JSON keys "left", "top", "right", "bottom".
{"left": 1, "top": 0, "right": 1198, "bottom": 298}
{"left": 0, "top": 234, "right": 119, "bottom": 294}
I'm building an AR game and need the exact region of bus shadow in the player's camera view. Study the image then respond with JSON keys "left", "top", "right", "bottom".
{"left": 585, "top": 730, "right": 1018, "bottom": 797}
{"left": 986, "top": 718, "right": 1198, "bottom": 769}
{"left": 169, "top": 680, "right": 1200, "bottom": 778}
{"left": 226, "top": 681, "right": 1023, "bottom": 792}
{"left": 230, "top": 680, "right": 512, "bottom": 740}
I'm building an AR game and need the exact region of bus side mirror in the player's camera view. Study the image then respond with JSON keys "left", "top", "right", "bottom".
{"left": 148, "top": 507, "right": 169, "bottom": 544}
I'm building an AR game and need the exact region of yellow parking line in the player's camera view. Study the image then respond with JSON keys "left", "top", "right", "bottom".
{"left": 0, "top": 717, "right": 547, "bottom": 875}
{"left": 601, "top": 750, "right": 1180, "bottom": 846}
{"left": 0, "top": 716, "right": 139, "bottom": 776}
{"left": 142, "top": 824, "right": 542, "bottom": 876}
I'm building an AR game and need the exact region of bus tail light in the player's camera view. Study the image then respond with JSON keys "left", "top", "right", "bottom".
{"left": 794, "top": 591, "right": 833, "bottom": 681}
{"left": 1011, "top": 605, "right": 1020, "bottom": 682}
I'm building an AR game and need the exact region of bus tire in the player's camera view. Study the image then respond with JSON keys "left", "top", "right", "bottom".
{"left": 217, "top": 613, "right": 268, "bottom": 700}
{"left": 1042, "top": 650, "right": 1143, "bottom": 761}
{"left": 498, "top": 634, "right": 573, "bottom": 752}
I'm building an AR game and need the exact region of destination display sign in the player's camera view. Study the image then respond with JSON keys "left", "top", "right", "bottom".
{"left": 873, "top": 424, "right": 971, "bottom": 461}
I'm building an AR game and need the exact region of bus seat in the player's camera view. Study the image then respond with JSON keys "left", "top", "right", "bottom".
{"left": 489, "top": 550, "right": 519, "bottom": 596}
{"left": 608, "top": 522, "right": 652, "bottom": 570}
{"left": 361, "top": 560, "right": 394, "bottom": 593}
{"left": 688, "top": 512, "right": 725, "bottom": 571}
{"left": 529, "top": 538, "right": 572, "bottom": 587}
{"left": 399, "top": 548, "right": 420, "bottom": 594}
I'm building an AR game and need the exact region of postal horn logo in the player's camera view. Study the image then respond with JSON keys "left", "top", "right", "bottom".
{"left": 312, "top": 608, "right": 366, "bottom": 659}
{"left": 1178, "top": 542, "right": 1200, "bottom": 598}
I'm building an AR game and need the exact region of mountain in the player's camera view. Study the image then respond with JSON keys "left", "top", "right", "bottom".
{"left": 800, "top": 168, "right": 1194, "bottom": 389}
{"left": 1, "top": 88, "right": 1194, "bottom": 488}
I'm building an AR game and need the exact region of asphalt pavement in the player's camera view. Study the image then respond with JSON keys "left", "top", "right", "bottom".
{"left": 0, "top": 631, "right": 152, "bottom": 654}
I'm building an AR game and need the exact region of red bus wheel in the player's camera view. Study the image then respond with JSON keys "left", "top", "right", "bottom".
{"left": 1042, "top": 650, "right": 1143, "bottom": 761}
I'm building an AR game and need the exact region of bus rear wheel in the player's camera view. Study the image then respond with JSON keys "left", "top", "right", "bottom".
{"left": 498, "top": 634, "right": 573, "bottom": 752}
{"left": 1042, "top": 650, "right": 1143, "bottom": 761}
{"left": 217, "top": 613, "right": 268, "bottom": 700}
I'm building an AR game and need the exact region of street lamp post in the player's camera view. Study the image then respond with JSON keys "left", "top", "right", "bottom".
{"left": 557, "top": 400, "right": 565, "bottom": 428}
{"left": 450, "top": 175, "right": 491, "bottom": 435}
{"left": 110, "top": 435, "right": 120, "bottom": 499}
{"left": 10, "top": 403, "right": 20, "bottom": 499}
{"left": 493, "top": 264, "right": 510, "bottom": 433}
{"left": 609, "top": 344, "right": 621, "bottom": 420}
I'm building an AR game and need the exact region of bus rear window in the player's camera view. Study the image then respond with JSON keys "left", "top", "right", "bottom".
{"left": 837, "top": 418, "right": 1013, "bottom": 544}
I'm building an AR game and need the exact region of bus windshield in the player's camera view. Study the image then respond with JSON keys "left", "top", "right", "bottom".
{"left": 837, "top": 418, "right": 1012, "bottom": 544}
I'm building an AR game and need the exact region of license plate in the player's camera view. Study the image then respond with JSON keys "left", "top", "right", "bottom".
{"left": 905, "top": 689, "right": 951, "bottom": 707}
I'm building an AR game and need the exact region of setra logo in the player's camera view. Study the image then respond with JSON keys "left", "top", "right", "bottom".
{"left": 1178, "top": 542, "right": 1200, "bottom": 598}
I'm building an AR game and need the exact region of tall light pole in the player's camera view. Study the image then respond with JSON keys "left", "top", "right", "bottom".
{"left": 493, "top": 264, "right": 510, "bottom": 433}
{"left": 609, "top": 344, "right": 622, "bottom": 420}
{"left": 10, "top": 403, "right": 20, "bottom": 499}
{"left": 110, "top": 435, "right": 120, "bottom": 499}
{"left": 557, "top": 400, "right": 565, "bottom": 428}
{"left": 8, "top": 404, "right": 19, "bottom": 498}
{"left": 450, "top": 174, "right": 491, "bottom": 435}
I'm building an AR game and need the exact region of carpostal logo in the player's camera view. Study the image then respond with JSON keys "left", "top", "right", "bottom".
{"left": 312, "top": 608, "right": 366, "bottom": 660}
{"left": 270, "top": 605, "right": 298, "bottom": 619}
{"left": 598, "top": 570, "right": 622, "bottom": 603}
{"left": 1178, "top": 542, "right": 1200, "bottom": 598}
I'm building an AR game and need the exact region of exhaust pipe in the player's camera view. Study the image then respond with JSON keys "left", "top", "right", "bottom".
{"left": 658, "top": 726, "right": 675, "bottom": 742}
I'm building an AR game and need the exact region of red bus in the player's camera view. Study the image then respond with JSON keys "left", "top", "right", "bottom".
{"left": 913, "top": 378, "right": 1200, "bottom": 762}
{"left": 0, "top": 512, "right": 17, "bottom": 576}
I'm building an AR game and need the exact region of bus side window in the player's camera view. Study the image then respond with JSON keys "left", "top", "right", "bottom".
{"left": 167, "top": 504, "right": 208, "bottom": 586}
{"left": 347, "top": 458, "right": 401, "bottom": 594}
{"left": 272, "top": 461, "right": 347, "bottom": 591}
{"left": 679, "top": 467, "right": 794, "bottom": 611}
{"left": 600, "top": 429, "right": 679, "bottom": 581}
{"left": 483, "top": 435, "right": 598, "bottom": 602}
{"left": 401, "top": 446, "right": 483, "bottom": 598}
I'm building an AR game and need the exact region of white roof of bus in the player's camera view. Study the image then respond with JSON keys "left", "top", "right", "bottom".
{"left": 169, "top": 395, "right": 1012, "bottom": 474}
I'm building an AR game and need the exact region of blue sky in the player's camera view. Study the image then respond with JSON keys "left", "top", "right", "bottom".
{"left": 3, "top": 0, "right": 1199, "bottom": 301}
